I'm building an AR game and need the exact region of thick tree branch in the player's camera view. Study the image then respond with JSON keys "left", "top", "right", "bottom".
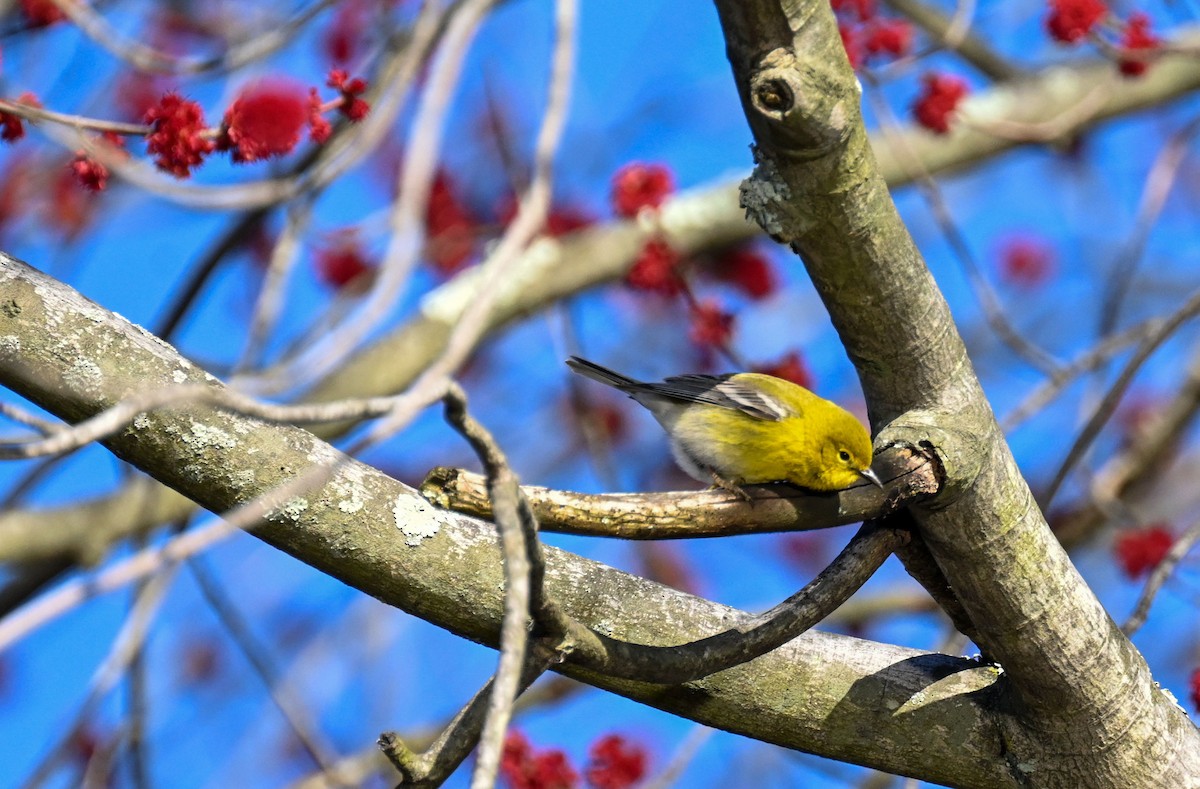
{"left": 3, "top": 42, "right": 1199, "bottom": 572}
{"left": 711, "top": 0, "right": 1200, "bottom": 786}
{"left": 0, "top": 255, "right": 1012, "bottom": 786}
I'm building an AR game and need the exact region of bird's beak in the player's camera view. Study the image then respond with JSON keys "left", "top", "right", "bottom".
{"left": 859, "top": 468, "right": 884, "bottom": 489}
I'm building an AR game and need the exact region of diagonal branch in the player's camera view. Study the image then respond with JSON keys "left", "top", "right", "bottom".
{"left": 0, "top": 253, "right": 1013, "bottom": 787}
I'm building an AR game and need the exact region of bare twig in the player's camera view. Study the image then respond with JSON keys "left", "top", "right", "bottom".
{"left": 0, "top": 456, "right": 345, "bottom": 651}
{"left": 1122, "top": 518, "right": 1200, "bottom": 635}
{"left": 863, "top": 79, "right": 1061, "bottom": 376}
{"left": 44, "top": 0, "right": 338, "bottom": 76}
{"left": 1043, "top": 287, "right": 1200, "bottom": 507}
{"left": 17, "top": 568, "right": 176, "bottom": 789}
{"left": 378, "top": 656, "right": 551, "bottom": 787}
{"left": 187, "top": 556, "right": 341, "bottom": 773}
{"left": 421, "top": 445, "right": 938, "bottom": 538}
{"left": 0, "top": 382, "right": 454, "bottom": 460}
{"left": 542, "top": 522, "right": 908, "bottom": 684}
{"left": 1003, "top": 318, "right": 1161, "bottom": 430}
{"left": 1098, "top": 115, "right": 1200, "bottom": 337}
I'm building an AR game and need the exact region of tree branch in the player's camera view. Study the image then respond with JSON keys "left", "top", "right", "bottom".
{"left": 0, "top": 254, "right": 1013, "bottom": 787}
{"left": 710, "top": 0, "right": 1200, "bottom": 784}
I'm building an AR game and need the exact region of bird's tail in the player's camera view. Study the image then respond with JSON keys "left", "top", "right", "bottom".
{"left": 565, "top": 356, "right": 640, "bottom": 390}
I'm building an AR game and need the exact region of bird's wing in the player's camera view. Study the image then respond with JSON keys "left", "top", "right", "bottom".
{"left": 647, "top": 375, "right": 793, "bottom": 421}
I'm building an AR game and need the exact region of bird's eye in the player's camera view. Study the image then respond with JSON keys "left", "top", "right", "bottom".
{"left": 838, "top": 450, "right": 851, "bottom": 462}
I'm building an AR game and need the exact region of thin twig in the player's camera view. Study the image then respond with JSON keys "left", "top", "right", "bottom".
{"left": 0, "top": 382, "right": 459, "bottom": 459}
{"left": 187, "top": 556, "right": 342, "bottom": 774}
{"left": 17, "top": 568, "right": 177, "bottom": 789}
{"left": 1122, "top": 517, "right": 1200, "bottom": 635}
{"left": 0, "top": 455, "right": 346, "bottom": 651}
{"left": 1043, "top": 287, "right": 1200, "bottom": 507}
{"left": 863, "top": 77, "right": 1061, "bottom": 376}
{"left": 541, "top": 522, "right": 908, "bottom": 684}
{"left": 378, "top": 656, "right": 551, "bottom": 787}
{"left": 639, "top": 726, "right": 715, "bottom": 789}
{"left": 1002, "top": 317, "right": 1162, "bottom": 430}
{"left": 44, "top": 0, "right": 338, "bottom": 76}
{"left": 439, "top": 383, "right": 550, "bottom": 789}
{"left": 1097, "top": 115, "right": 1200, "bottom": 337}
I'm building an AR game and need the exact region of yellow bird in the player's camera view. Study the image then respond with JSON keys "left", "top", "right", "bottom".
{"left": 566, "top": 356, "right": 881, "bottom": 495}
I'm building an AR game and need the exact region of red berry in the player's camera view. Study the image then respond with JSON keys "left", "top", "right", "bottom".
{"left": 912, "top": 72, "right": 969, "bottom": 135}
{"left": 1114, "top": 525, "right": 1173, "bottom": 579}
{"left": 689, "top": 300, "right": 734, "bottom": 349}
{"left": 144, "top": 92, "right": 215, "bottom": 178}
{"left": 585, "top": 734, "right": 647, "bottom": 789}
{"left": 1046, "top": 0, "right": 1108, "bottom": 44}
{"left": 611, "top": 163, "right": 674, "bottom": 218}
{"left": 755, "top": 351, "right": 814, "bottom": 390}
{"left": 1118, "top": 12, "right": 1159, "bottom": 78}
{"left": 998, "top": 236, "right": 1055, "bottom": 288}
{"left": 218, "top": 80, "right": 308, "bottom": 163}
{"left": 625, "top": 239, "right": 682, "bottom": 296}
{"left": 711, "top": 245, "right": 776, "bottom": 300}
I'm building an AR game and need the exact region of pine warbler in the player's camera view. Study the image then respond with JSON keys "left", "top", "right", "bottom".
{"left": 567, "top": 356, "right": 881, "bottom": 495}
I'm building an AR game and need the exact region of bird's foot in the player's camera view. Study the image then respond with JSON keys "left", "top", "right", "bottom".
{"left": 709, "top": 472, "right": 752, "bottom": 502}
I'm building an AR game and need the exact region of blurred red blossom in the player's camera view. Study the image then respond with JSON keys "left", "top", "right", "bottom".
{"left": 1114, "top": 525, "right": 1173, "bottom": 579}
{"left": 0, "top": 92, "right": 40, "bottom": 143}
{"left": 324, "top": 0, "right": 370, "bottom": 64}
{"left": 998, "top": 236, "right": 1055, "bottom": 288}
{"left": 1046, "top": 0, "right": 1108, "bottom": 44}
{"left": 327, "top": 69, "right": 371, "bottom": 121}
{"left": 838, "top": 23, "right": 863, "bottom": 69}
{"left": 912, "top": 73, "right": 968, "bottom": 134}
{"left": 755, "top": 351, "right": 814, "bottom": 390}
{"left": 1118, "top": 13, "right": 1160, "bottom": 78}
{"left": 426, "top": 170, "right": 479, "bottom": 275}
{"left": 71, "top": 154, "right": 108, "bottom": 192}
{"left": 611, "top": 163, "right": 674, "bottom": 218}
{"left": 689, "top": 300, "right": 734, "bottom": 349}
{"left": 626, "top": 239, "right": 683, "bottom": 296}
{"left": 307, "top": 89, "right": 333, "bottom": 144}
{"left": 315, "top": 231, "right": 375, "bottom": 289}
{"left": 831, "top": 0, "right": 876, "bottom": 23}
{"left": 863, "top": 18, "right": 913, "bottom": 61}
{"left": 116, "top": 72, "right": 175, "bottom": 122}
{"left": 1189, "top": 668, "right": 1200, "bottom": 712}
{"left": 501, "top": 730, "right": 579, "bottom": 789}
{"left": 19, "top": 0, "right": 65, "bottom": 27}
{"left": 48, "top": 163, "right": 96, "bottom": 238}
{"left": 218, "top": 80, "right": 307, "bottom": 163}
{"left": 710, "top": 245, "right": 776, "bottom": 300}
{"left": 585, "top": 734, "right": 647, "bottom": 789}
{"left": 144, "top": 92, "right": 215, "bottom": 178}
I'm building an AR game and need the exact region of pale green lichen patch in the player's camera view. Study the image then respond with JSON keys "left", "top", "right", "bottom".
{"left": 182, "top": 421, "right": 237, "bottom": 450}
{"left": 271, "top": 496, "right": 309, "bottom": 522}
{"left": 394, "top": 494, "right": 453, "bottom": 546}
{"left": 64, "top": 358, "right": 103, "bottom": 393}
{"left": 0, "top": 335, "right": 20, "bottom": 353}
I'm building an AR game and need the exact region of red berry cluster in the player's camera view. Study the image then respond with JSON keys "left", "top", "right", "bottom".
{"left": 1046, "top": 0, "right": 1162, "bottom": 78}
{"left": 1113, "top": 525, "right": 1174, "bottom": 579}
{"left": 912, "top": 73, "right": 970, "bottom": 135}
{"left": 830, "top": 0, "right": 914, "bottom": 70}
{"left": 500, "top": 731, "right": 648, "bottom": 789}
{"left": 612, "top": 162, "right": 789, "bottom": 357}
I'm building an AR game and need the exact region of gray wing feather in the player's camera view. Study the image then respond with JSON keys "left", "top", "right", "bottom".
{"left": 567, "top": 357, "right": 793, "bottom": 422}
{"left": 648, "top": 375, "right": 791, "bottom": 421}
